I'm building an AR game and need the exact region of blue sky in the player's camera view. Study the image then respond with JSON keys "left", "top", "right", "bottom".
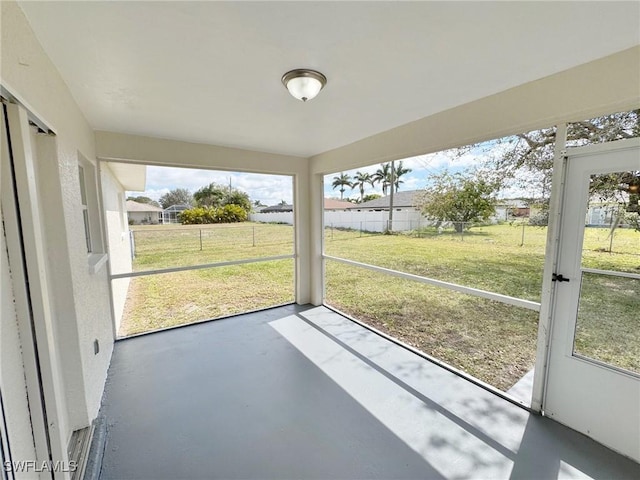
{"left": 323, "top": 150, "right": 481, "bottom": 201}
{"left": 127, "top": 139, "right": 539, "bottom": 205}
{"left": 324, "top": 142, "right": 544, "bottom": 201}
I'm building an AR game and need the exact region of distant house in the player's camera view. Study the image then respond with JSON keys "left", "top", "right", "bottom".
{"left": 261, "top": 204, "right": 293, "bottom": 213}
{"left": 494, "top": 199, "right": 532, "bottom": 221}
{"left": 126, "top": 200, "right": 163, "bottom": 224}
{"left": 260, "top": 199, "right": 354, "bottom": 214}
{"left": 585, "top": 198, "right": 633, "bottom": 227}
{"left": 347, "top": 190, "right": 420, "bottom": 211}
{"left": 350, "top": 193, "right": 538, "bottom": 224}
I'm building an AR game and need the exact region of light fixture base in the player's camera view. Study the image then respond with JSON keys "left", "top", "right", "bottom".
{"left": 282, "top": 69, "right": 327, "bottom": 102}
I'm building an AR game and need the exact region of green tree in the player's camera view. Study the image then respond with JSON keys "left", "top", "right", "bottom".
{"left": 361, "top": 193, "right": 382, "bottom": 203}
{"left": 352, "top": 171, "right": 373, "bottom": 202}
{"left": 193, "top": 182, "right": 251, "bottom": 213}
{"left": 464, "top": 110, "right": 639, "bottom": 217}
{"left": 373, "top": 163, "right": 391, "bottom": 195}
{"left": 224, "top": 189, "right": 252, "bottom": 213}
{"left": 127, "top": 196, "right": 160, "bottom": 207}
{"left": 415, "top": 172, "right": 499, "bottom": 232}
{"left": 193, "top": 183, "right": 227, "bottom": 207}
{"left": 371, "top": 162, "right": 412, "bottom": 196}
{"left": 159, "top": 188, "right": 193, "bottom": 209}
{"left": 331, "top": 172, "right": 353, "bottom": 200}
{"left": 392, "top": 160, "right": 412, "bottom": 192}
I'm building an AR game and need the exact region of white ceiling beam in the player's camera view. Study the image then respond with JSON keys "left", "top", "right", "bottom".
{"left": 95, "top": 131, "right": 307, "bottom": 176}
{"left": 310, "top": 46, "right": 640, "bottom": 175}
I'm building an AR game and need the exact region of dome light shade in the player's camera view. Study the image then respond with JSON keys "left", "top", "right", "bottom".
{"left": 282, "top": 69, "right": 327, "bottom": 102}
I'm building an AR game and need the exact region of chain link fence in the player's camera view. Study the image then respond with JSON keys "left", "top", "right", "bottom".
{"left": 325, "top": 220, "right": 543, "bottom": 245}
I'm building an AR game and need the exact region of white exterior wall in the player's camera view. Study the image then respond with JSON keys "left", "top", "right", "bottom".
{"left": 101, "top": 164, "right": 132, "bottom": 332}
{"left": 128, "top": 210, "right": 160, "bottom": 224}
{"left": 494, "top": 206, "right": 511, "bottom": 222}
{"left": 1, "top": 0, "right": 115, "bottom": 448}
{"left": 58, "top": 139, "right": 114, "bottom": 429}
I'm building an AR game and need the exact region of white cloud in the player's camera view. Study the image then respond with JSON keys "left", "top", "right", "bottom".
{"left": 127, "top": 166, "right": 293, "bottom": 206}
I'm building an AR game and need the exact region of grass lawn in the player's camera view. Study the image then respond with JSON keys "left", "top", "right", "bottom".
{"left": 129, "top": 223, "right": 294, "bottom": 272}
{"left": 119, "top": 222, "right": 638, "bottom": 394}
{"left": 324, "top": 223, "right": 638, "bottom": 391}
{"left": 325, "top": 261, "right": 540, "bottom": 391}
{"left": 574, "top": 273, "right": 639, "bottom": 373}
{"left": 325, "top": 222, "right": 639, "bottom": 301}
{"left": 118, "top": 223, "right": 294, "bottom": 336}
{"left": 119, "top": 259, "right": 295, "bottom": 336}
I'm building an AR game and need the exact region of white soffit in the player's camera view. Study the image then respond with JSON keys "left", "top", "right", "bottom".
{"left": 107, "top": 162, "right": 146, "bottom": 191}
{"left": 18, "top": 1, "right": 640, "bottom": 158}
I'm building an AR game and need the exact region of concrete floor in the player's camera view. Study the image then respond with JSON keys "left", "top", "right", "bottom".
{"left": 93, "top": 304, "right": 640, "bottom": 480}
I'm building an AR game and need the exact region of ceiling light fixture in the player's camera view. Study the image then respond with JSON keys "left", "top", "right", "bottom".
{"left": 281, "top": 69, "right": 327, "bottom": 102}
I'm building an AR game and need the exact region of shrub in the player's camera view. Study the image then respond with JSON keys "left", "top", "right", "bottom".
{"left": 179, "top": 205, "right": 248, "bottom": 224}
{"left": 178, "top": 207, "right": 209, "bottom": 224}
{"left": 528, "top": 211, "right": 549, "bottom": 227}
{"left": 217, "top": 204, "right": 248, "bottom": 223}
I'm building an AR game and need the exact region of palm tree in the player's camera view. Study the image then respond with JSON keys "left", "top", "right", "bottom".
{"left": 393, "top": 161, "right": 412, "bottom": 192}
{"left": 373, "top": 163, "right": 392, "bottom": 195}
{"left": 331, "top": 172, "right": 353, "bottom": 200}
{"left": 352, "top": 171, "right": 373, "bottom": 202}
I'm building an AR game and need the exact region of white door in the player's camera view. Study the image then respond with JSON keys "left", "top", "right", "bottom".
{"left": 544, "top": 138, "right": 640, "bottom": 462}
{"left": 1, "top": 102, "right": 54, "bottom": 477}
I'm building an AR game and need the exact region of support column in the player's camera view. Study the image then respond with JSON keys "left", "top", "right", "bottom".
{"left": 309, "top": 172, "right": 325, "bottom": 305}
{"left": 293, "top": 162, "right": 311, "bottom": 304}
{"left": 294, "top": 158, "right": 324, "bottom": 306}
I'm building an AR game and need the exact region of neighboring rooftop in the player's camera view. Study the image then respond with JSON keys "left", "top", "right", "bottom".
{"left": 324, "top": 198, "right": 354, "bottom": 210}
{"left": 260, "top": 198, "right": 354, "bottom": 213}
{"left": 348, "top": 190, "right": 419, "bottom": 210}
{"left": 125, "top": 200, "right": 163, "bottom": 212}
{"left": 261, "top": 204, "right": 294, "bottom": 213}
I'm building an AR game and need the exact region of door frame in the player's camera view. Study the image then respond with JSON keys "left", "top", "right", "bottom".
{"left": 535, "top": 136, "right": 640, "bottom": 459}
{"left": 531, "top": 124, "right": 568, "bottom": 412}
{"left": 2, "top": 101, "right": 70, "bottom": 477}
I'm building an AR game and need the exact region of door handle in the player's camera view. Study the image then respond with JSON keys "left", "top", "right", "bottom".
{"left": 552, "top": 273, "right": 570, "bottom": 282}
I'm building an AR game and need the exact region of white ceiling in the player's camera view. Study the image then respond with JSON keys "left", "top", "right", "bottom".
{"left": 18, "top": 1, "right": 640, "bottom": 158}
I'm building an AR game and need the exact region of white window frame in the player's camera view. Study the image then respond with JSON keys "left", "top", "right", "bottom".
{"left": 78, "top": 164, "right": 92, "bottom": 253}
{"left": 78, "top": 155, "right": 108, "bottom": 273}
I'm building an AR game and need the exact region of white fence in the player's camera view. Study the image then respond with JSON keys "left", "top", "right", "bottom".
{"left": 250, "top": 210, "right": 431, "bottom": 232}
{"left": 249, "top": 211, "right": 294, "bottom": 225}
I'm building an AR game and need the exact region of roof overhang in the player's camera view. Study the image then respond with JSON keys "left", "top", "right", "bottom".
{"left": 107, "top": 162, "right": 146, "bottom": 191}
